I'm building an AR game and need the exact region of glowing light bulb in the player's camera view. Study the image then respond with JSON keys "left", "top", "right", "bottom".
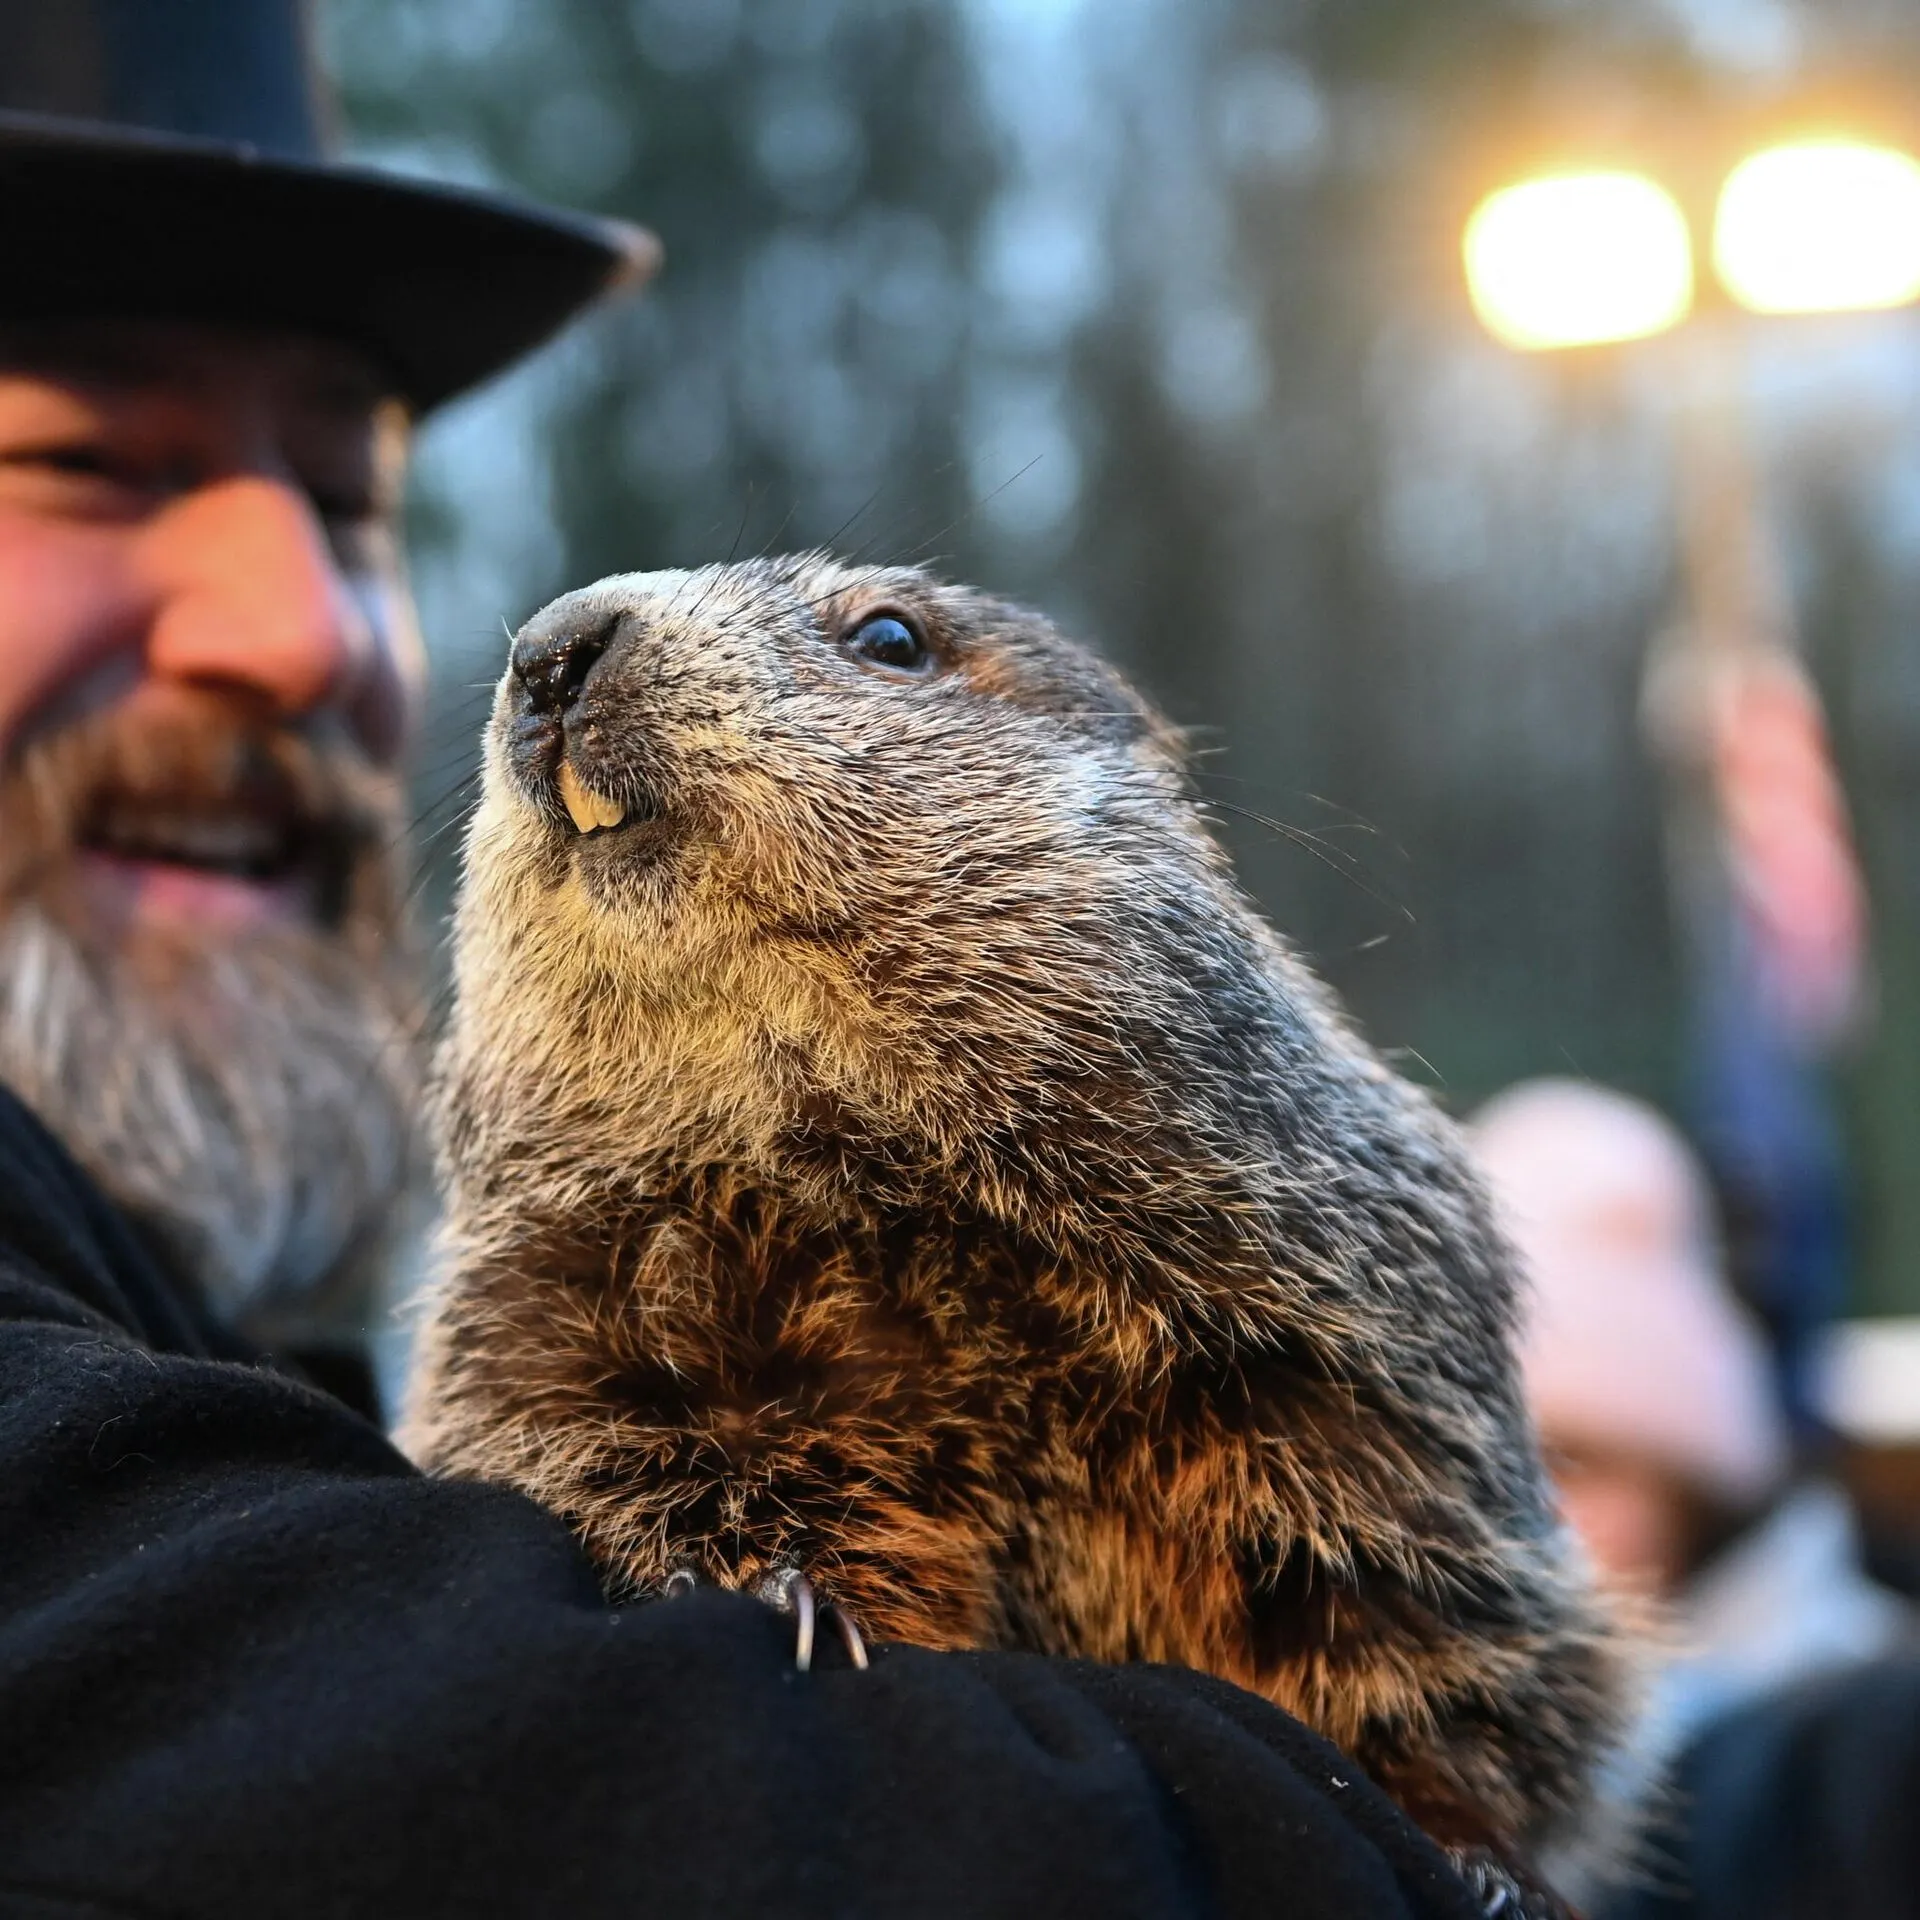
{"left": 1464, "top": 172, "right": 1695, "bottom": 351}
{"left": 1715, "top": 140, "right": 1920, "bottom": 315}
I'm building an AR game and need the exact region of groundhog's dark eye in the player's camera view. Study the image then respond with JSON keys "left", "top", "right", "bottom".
{"left": 844, "top": 613, "right": 931, "bottom": 676}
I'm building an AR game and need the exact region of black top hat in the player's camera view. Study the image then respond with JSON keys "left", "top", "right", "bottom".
{"left": 0, "top": 0, "right": 659, "bottom": 412}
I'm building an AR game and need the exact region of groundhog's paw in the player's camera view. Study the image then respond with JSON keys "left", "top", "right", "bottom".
{"left": 1448, "top": 1848, "right": 1575, "bottom": 1919}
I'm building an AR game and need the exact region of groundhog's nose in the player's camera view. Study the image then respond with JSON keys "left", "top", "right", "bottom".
{"left": 510, "top": 597, "right": 622, "bottom": 717}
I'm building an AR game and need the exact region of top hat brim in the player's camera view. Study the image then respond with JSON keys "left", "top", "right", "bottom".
{"left": 0, "top": 112, "right": 660, "bottom": 414}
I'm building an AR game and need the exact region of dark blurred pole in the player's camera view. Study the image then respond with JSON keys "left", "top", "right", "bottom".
{"left": 1645, "top": 320, "right": 1868, "bottom": 1435}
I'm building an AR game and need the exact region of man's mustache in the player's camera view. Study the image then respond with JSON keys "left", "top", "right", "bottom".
{"left": 0, "top": 691, "right": 404, "bottom": 932}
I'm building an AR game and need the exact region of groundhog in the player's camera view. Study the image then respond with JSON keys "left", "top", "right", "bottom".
{"left": 402, "top": 554, "right": 1622, "bottom": 1892}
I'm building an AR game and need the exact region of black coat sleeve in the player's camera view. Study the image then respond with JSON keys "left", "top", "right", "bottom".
{"left": 0, "top": 1086, "right": 1481, "bottom": 1920}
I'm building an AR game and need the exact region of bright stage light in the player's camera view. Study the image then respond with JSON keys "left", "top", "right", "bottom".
{"left": 1715, "top": 140, "right": 1920, "bottom": 315}
{"left": 1464, "top": 171, "right": 1695, "bottom": 350}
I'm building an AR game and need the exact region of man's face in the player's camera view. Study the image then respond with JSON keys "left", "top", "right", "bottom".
{"left": 0, "top": 319, "right": 425, "bottom": 1328}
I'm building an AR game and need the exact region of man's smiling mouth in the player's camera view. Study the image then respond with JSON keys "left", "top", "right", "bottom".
{"left": 80, "top": 801, "right": 308, "bottom": 885}
{"left": 1, "top": 694, "right": 393, "bottom": 935}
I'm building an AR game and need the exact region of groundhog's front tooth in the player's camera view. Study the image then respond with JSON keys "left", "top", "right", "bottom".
{"left": 556, "top": 759, "right": 626, "bottom": 834}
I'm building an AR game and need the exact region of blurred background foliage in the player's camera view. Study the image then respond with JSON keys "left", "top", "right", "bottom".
{"left": 322, "top": 0, "right": 1920, "bottom": 1313}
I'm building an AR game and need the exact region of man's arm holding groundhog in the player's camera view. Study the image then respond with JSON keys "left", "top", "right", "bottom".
{"left": 0, "top": 1084, "right": 1484, "bottom": 1920}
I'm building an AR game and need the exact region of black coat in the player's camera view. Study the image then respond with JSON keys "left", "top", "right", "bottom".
{"left": 0, "top": 1086, "right": 1482, "bottom": 1919}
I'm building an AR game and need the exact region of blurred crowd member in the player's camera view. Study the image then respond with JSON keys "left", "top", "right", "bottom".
{"left": 1469, "top": 1079, "right": 1911, "bottom": 1912}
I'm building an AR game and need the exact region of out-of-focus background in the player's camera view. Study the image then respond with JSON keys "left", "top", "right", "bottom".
{"left": 319, "top": 0, "right": 1920, "bottom": 1323}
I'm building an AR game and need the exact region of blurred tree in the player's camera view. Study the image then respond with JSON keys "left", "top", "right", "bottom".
{"left": 330, "top": 0, "right": 994, "bottom": 575}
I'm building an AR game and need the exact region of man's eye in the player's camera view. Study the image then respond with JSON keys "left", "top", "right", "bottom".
{"left": 0, "top": 441, "right": 154, "bottom": 514}
{"left": 39, "top": 445, "right": 115, "bottom": 476}
{"left": 18, "top": 443, "right": 133, "bottom": 483}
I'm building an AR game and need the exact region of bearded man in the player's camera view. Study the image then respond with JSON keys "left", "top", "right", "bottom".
{"left": 0, "top": 8, "right": 1498, "bottom": 1918}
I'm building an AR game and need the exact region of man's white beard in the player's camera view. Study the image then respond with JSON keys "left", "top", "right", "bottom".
{"left": 0, "top": 690, "right": 424, "bottom": 1334}
{"left": 0, "top": 899, "right": 421, "bottom": 1329}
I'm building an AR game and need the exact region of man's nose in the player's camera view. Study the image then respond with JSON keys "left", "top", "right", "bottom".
{"left": 141, "top": 474, "right": 381, "bottom": 730}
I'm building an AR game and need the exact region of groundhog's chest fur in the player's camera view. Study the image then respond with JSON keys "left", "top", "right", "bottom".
{"left": 418, "top": 1176, "right": 1397, "bottom": 1672}
{"left": 403, "top": 554, "right": 1621, "bottom": 1889}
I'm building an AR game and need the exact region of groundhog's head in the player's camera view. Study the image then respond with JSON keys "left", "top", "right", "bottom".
{"left": 492, "top": 551, "right": 1184, "bottom": 900}
{"left": 449, "top": 553, "right": 1365, "bottom": 1221}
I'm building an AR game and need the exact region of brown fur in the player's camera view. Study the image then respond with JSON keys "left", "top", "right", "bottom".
{"left": 403, "top": 554, "right": 1623, "bottom": 1876}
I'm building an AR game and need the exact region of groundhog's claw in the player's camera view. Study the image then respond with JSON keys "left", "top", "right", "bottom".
{"left": 831, "top": 1603, "right": 870, "bottom": 1670}
{"left": 761, "top": 1568, "right": 869, "bottom": 1673}
{"left": 785, "top": 1569, "right": 818, "bottom": 1670}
